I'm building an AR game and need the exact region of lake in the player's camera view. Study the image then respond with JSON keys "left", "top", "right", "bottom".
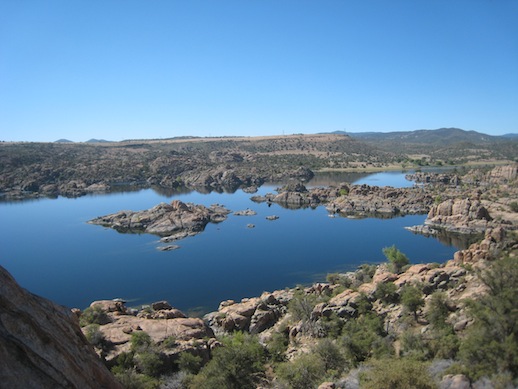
{"left": 1, "top": 172, "right": 461, "bottom": 315}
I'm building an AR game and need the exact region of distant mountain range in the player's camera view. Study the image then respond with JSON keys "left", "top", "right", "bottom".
{"left": 326, "top": 128, "right": 517, "bottom": 144}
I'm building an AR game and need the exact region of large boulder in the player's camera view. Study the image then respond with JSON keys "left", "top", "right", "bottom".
{"left": 0, "top": 266, "right": 122, "bottom": 389}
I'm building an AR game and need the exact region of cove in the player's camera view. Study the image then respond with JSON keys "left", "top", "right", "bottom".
{"left": 0, "top": 173, "right": 462, "bottom": 315}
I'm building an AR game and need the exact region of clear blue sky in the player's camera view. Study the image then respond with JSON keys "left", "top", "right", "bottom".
{"left": 1, "top": 0, "right": 517, "bottom": 142}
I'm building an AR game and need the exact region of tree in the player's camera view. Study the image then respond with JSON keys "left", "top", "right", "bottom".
{"left": 383, "top": 245, "right": 410, "bottom": 274}
{"left": 459, "top": 257, "right": 518, "bottom": 381}
{"left": 400, "top": 284, "right": 424, "bottom": 320}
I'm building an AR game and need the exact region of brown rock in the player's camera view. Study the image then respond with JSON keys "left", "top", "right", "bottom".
{"left": 440, "top": 374, "right": 471, "bottom": 389}
{"left": 0, "top": 266, "right": 122, "bottom": 389}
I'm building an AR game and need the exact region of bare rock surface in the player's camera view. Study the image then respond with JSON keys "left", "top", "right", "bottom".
{"left": 425, "top": 198, "right": 493, "bottom": 234}
{"left": 89, "top": 200, "right": 230, "bottom": 238}
{"left": 0, "top": 266, "right": 122, "bottom": 389}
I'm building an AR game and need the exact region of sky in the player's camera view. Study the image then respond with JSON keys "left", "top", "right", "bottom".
{"left": 1, "top": 0, "right": 517, "bottom": 142}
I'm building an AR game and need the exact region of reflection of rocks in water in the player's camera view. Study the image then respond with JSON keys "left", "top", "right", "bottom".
{"left": 333, "top": 211, "right": 397, "bottom": 220}
{"left": 405, "top": 225, "right": 482, "bottom": 250}
{"left": 434, "top": 230, "right": 483, "bottom": 250}
{"left": 151, "top": 185, "right": 193, "bottom": 197}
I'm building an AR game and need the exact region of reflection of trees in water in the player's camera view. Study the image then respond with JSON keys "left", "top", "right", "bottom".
{"left": 308, "top": 172, "right": 371, "bottom": 187}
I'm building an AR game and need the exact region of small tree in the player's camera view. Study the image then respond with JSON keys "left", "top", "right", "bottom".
{"left": 383, "top": 245, "right": 410, "bottom": 274}
{"left": 401, "top": 284, "right": 424, "bottom": 320}
{"left": 374, "top": 282, "right": 399, "bottom": 305}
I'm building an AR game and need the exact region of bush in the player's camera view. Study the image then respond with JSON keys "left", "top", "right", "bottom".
{"left": 79, "top": 305, "right": 110, "bottom": 327}
{"left": 188, "top": 332, "right": 265, "bottom": 389}
{"left": 340, "top": 313, "right": 390, "bottom": 365}
{"left": 374, "top": 282, "right": 399, "bottom": 305}
{"left": 84, "top": 324, "right": 104, "bottom": 347}
{"left": 400, "top": 284, "right": 424, "bottom": 320}
{"left": 383, "top": 245, "right": 410, "bottom": 274}
{"left": 130, "top": 331, "right": 153, "bottom": 352}
{"left": 178, "top": 352, "right": 203, "bottom": 374}
{"left": 161, "top": 336, "right": 177, "bottom": 349}
{"left": 276, "top": 353, "right": 326, "bottom": 389}
{"left": 426, "top": 292, "right": 451, "bottom": 329}
{"left": 113, "top": 368, "right": 160, "bottom": 389}
{"left": 313, "top": 338, "right": 346, "bottom": 376}
{"left": 360, "top": 357, "right": 436, "bottom": 389}
{"left": 321, "top": 312, "right": 344, "bottom": 339}
{"left": 266, "top": 331, "right": 289, "bottom": 363}
{"left": 288, "top": 291, "right": 323, "bottom": 336}
{"left": 509, "top": 201, "right": 518, "bottom": 212}
{"left": 326, "top": 273, "right": 341, "bottom": 285}
{"left": 134, "top": 351, "right": 164, "bottom": 377}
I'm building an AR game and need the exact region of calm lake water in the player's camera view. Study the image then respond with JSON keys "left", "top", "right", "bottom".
{"left": 1, "top": 172, "right": 461, "bottom": 315}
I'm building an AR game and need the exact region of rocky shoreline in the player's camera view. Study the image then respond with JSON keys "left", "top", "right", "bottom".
{"left": 2, "top": 163, "right": 517, "bottom": 388}
{"left": 69, "top": 223, "right": 516, "bottom": 388}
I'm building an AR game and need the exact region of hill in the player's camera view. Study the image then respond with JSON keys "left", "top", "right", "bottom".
{"left": 85, "top": 138, "right": 112, "bottom": 143}
{"left": 347, "top": 127, "right": 499, "bottom": 145}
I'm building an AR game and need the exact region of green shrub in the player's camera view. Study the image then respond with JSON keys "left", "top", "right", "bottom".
{"left": 355, "top": 264, "right": 377, "bottom": 285}
{"left": 374, "top": 282, "right": 399, "bottom": 305}
{"left": 130, "top": 331, "right": 153, "bottom": 352}
{"left": 276, "top": 353, "right": 326, "bottom": 389}
{"left": 400, "top": 284, "right": 424, "bottom": 320}
{"left": 400, "top": 331, "right": 428, "bottom": 360}
{"left": 266, "top": 331, "right": 289, "bottom": 363}
{"left": 84, "top": 324, "right": 104, "bottom": 347}
{"left": 134, "top": 351, "right": 163, "bottom": 377}
{"left": 161, "top": 335, "right": 177, "bottom": 349}
{"left": 340, "top": 313, "right": 390, "bottom": 365}
{"left": 178, "top": 352, "right": 203, "bottom": 374}
{"left": 288, "top": 291, "right": 323, "bottom": 336}
{"left": 383, "top": 245, "right": 410, "bottom": 274}
{"left": 79, "top": 305, "right": 110, "bottom": 327}
{"left": 509, "top": 201, "right": 518, "bottom": 212}
{"left": 313, "top": 338, "right": 346, "bottom": 377}
{"left": 360, "top": 357, "right": 436, "bottom": 389}
{"left": 426, "top": 292, "right": 450, "bottom": 329}
{"left": 188, "top": 332, "right": 265, "bottom": 389}
{"left": 326, "top": 273, "right": 341, "bottom": 285}
{"left": 113, "top": 368, "right": 160, "bottom": 389}
{"left": 321, "top": 312, "right": 344, "bottom": 339}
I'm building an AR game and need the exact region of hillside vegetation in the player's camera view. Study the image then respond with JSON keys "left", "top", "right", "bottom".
{"left": 1, "top": 129, "right": 517, "bottom": 201}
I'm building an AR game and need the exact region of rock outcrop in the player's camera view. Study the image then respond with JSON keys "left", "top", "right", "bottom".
{"left": 486, "top": 163, "right": 517, "bottom": 183}
{"left": 80, "top": 300, "right": 216, "bottom": 366}
{"left": 89, "top": 200, "right": 230, "bottom": 239}
{"left": 0, "top": 266, "right": 122, "bottom": 389}
{"left": 327, "top": 184, "right": 433, "bottom": 217}
{"left": 252, "top": 183, "right": 433, "bottom": 215}
{"left": 424, "top": 198, "right": 493, "bottom": 234}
